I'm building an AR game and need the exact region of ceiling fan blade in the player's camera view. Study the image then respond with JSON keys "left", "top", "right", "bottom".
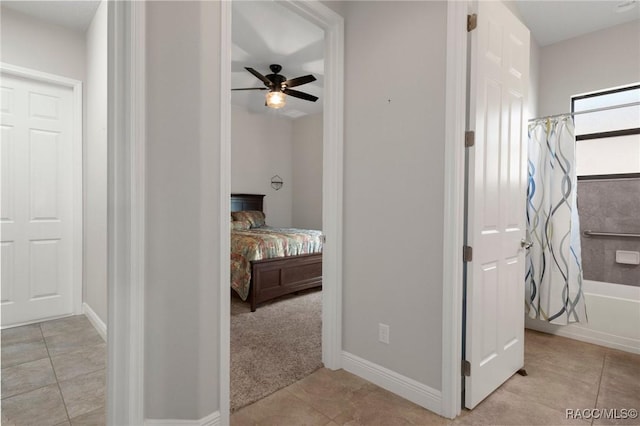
{"left": 283, "top": 88, "right": 318, "bottom": 102}
{"left": 245, "top": 67, "right": 272, "bottom": 87}
{"left": 283, "top": 74, "right": 316, "bottom": 88}
{"left": 231, "top": 87, "right": 268, "bottom": 91}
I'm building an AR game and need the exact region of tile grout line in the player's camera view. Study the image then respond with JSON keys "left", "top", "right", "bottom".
{"left": 40, "top": 322, "right": 73, "bottom": 424}
{"left": 591, "top": 351, "right": 608, "bottom": 426}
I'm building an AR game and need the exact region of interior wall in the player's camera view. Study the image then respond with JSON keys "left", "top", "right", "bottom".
{"left": 291, "top": 113, "right": 323, "bottom": 230}
{"left": 84, "top": 0, "right": 108, "bottom": 324}
{"left": 145, "top": 1, "right": 220, "bottom": 420}
{"left": 231, "top": 105, "right": 293, "bottom": 227}
{"left": 537, "top": 20, "right": 640, "bottom": 117}
{"left": 0, "top": 7, "right": 85, "bottom": 81}
{"left": 342, "top": 0, "right": 447, "bottom": 390}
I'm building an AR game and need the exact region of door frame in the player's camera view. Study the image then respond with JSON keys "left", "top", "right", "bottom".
{"left": 441, "top": 0, "right": 469, "bottom": 420}
{"left": 280, "top": 0, "right": 345, "bottom": 371}
{"left": 0, "top": 62, "right": 84, "bottom": 325}
{"left": 218, "top": 1, "right": 344, "bottom": 424}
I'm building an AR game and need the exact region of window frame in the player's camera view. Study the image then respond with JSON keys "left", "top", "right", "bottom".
{"left": 572, "top": 83, "right": 640, "bottom": 180}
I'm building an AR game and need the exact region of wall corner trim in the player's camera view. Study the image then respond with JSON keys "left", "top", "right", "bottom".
{"left": 144, "top": 411, "right": 220, "bottom": 426}
{"left": 82, "top": 303, "right": 107, "bottom": 341}
{"left": 341, "top": 351, "right": 442, "bottom": 416}
{"left": 107, "top": 1, "right": 146, "bottom": 424}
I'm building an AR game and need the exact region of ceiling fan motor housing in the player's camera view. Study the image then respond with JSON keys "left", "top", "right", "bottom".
{"left": 269, "top": 64, "right": 282, "bottom": 74}
{"left": 266, "top": 64, "right": 286, "bottom": 91}
{"left": 267, "top": 74, "right": 286, "bottom": 91}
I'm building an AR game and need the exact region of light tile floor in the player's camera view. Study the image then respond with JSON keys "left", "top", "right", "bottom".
{"left": 232, "top": 330, "right": 640, "bottom": 426}
{"left": 2, "top": 321, "right": 638, "bottom": 426}
{"left": 1, "top": 315, "right": 106, "bottom": 426}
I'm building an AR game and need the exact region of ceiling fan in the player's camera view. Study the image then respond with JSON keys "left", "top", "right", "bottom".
{"left": 232, "top": 64, "right": 318, "bottom": 109}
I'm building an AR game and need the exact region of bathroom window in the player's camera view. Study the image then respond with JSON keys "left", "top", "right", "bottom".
{"left": 572, "top": 84, "right": 640, "bottom": 178}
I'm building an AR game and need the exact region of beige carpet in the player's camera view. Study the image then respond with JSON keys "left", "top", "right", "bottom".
{"left": 230, "top": 289, "right": 322, "bottom": 411}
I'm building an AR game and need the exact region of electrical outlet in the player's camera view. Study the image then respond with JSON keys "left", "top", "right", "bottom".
{"left": 378, "top": 323, "right": 390, "bottom": 344}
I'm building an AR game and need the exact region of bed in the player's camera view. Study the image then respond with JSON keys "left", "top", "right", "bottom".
{"left": 230, "top": 194, "right": 323, "bottom": 311}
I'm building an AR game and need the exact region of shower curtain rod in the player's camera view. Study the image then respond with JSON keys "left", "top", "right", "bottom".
{"left": 528, "top": 101, "right": 640, "bottom": 122}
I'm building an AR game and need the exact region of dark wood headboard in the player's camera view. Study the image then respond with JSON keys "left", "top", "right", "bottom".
{"left": 231, "top": 194, "right": 265, "bottom": 213}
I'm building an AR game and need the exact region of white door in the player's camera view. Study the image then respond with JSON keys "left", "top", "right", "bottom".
{"left": 1, "top": 72, "right": 76, "bottom": 327}
{"left": 465, "top": 1, "right": 530, "bottom": 409}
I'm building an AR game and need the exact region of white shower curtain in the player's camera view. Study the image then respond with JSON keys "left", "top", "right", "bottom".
{"left": 526, "top": 116, "right": 587, "bottom": 324}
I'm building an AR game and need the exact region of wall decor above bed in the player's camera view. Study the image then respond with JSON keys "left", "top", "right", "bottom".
{"left": 270, "top": 175, "right": 283, "bottom": 191}
{"left": 230, "top": 194, "right": 323, "bottom": 311}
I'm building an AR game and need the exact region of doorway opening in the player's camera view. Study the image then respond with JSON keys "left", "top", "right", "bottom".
{"left": 220, "top": 0, "right": 344, "bottom": 422}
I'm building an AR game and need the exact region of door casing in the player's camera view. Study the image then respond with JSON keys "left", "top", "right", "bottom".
{"left": 441, "top": 0, "right": 469, "bottom": 419}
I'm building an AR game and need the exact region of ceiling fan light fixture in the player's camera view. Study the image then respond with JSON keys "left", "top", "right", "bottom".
{"left": 266, "top": 91, "right": 286, "bottom": 109}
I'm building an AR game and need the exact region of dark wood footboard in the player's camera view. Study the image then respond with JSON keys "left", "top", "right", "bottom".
{"left": 248, "top": 253, "right": 322, "bottom": 312}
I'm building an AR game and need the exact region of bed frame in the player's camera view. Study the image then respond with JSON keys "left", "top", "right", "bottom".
{"left": 231, "top": 194, "right": 323, "bottom": 311}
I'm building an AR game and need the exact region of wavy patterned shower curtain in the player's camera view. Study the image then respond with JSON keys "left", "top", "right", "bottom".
{"left": 526, "top": 117, "right": 587, "bottom": 324}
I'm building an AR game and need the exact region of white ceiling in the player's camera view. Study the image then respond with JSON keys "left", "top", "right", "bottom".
{"left": 2, "top": 0, "right": 101, "bottom": 32}
{"left": 510, "top": 0, "right": 640, "bottom": 46}
{"left": 232, "top": 1, "right": 324, "bottom": 119}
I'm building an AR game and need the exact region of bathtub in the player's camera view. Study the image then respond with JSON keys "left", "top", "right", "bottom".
{"left": 525, "top": 279, "right": 640, "bottom": 354}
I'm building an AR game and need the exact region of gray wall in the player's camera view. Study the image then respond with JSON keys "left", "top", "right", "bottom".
{"left": 292, "top": 113, "right": 323, "bottom": 230}
{"left": 578, "top": 178, "right": 640, "bottom": 286}
{"left": 145, "top": 1, "right": 220, "bottom": 420}
{"left": 341, "top": 0, "right": 447, "bottom": 389}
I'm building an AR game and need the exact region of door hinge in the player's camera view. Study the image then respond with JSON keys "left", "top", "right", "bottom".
{"left": 462, "top": 360, "right": 471, "bottom": 376}
{"left": 463, "top": 245, "right": 473, "bottom": 262}
{"left": 465, "top": 131, "right": 475, "bottom": 148}
{"left": 321, "top": 235, "right": 326, "bottom": 243}
{"left": 467, "top": 14, "right": 477, "bottom": 32}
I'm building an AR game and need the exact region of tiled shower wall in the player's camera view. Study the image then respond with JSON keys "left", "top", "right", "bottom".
{"left": 577, "top": 177, "right": 640, "bottom": 287}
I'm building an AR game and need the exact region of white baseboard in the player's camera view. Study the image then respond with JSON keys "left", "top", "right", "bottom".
{"left": 526, "top": 318, "right": 640, "bottom": 354}
{"left": 341, "top": 351, "right": 442, "bottom": 417}
{"left": 82, "top": 303, "right": 107, "bottom": 342}
{"left": 145, "top": 411, "right": 220, "bottom": 426}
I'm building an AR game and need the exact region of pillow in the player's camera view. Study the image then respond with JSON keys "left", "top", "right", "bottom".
{"left": 231, "top": 210, "right": 266, "bottom": 228}
{"left": 231, "top": 220, "right": 251, "bottom": 231}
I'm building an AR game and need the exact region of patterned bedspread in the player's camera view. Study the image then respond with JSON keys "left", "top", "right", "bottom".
{"left": 230, "top": 227, "right": 323, "bottom": 300}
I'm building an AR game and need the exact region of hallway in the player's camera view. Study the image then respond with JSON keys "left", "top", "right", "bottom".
{"left": 2, "top": 322, "right": 638, "bottom": 425}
